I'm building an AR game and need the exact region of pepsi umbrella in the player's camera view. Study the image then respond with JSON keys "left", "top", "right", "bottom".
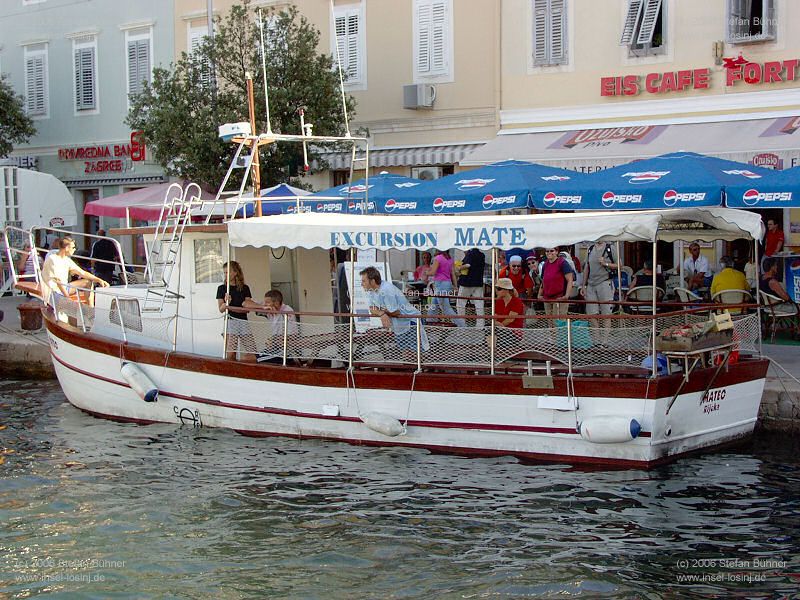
{"left": 238, "top": 183, "right": 312, "bottom": 217}
{"left": 725, "top": 164, "right": 800, "bottom": 208}
{"left": 531, "top": 151, "right": 779, "bottom": 210}
{"left": 392, "top": 159, "right": 589, "bottom": 214}
{"left": 310, "top": 172, "right": 425, "bottom": 214}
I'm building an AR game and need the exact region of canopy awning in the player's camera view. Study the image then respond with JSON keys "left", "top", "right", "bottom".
{"left": 463, "top": 116, "right": 800, "bottom": 170}
{"left": 84, "top": 182, "right": 214, "bottom": 221}
{"left": 318, "top": 142, "right": 485, "bottom": 169}
{"left": 228, "top": 207, "right": 763, "bottom": 251}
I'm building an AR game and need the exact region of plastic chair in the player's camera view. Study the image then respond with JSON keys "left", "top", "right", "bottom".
{"left": 759, "top": 290, "right": 800, "bottom": 342}
{"left": 712, "top": 289, "right": 753, "bottom": 315}
{"left": 626, "top": 286, "right": 665, "bottom": 314}
{"left": 674, "top": 287, "right": 702, "bottom": 303}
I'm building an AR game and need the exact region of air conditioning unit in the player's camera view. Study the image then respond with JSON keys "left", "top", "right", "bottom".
{"left": 403, "top": 84, "right": 436, "bottom": 109}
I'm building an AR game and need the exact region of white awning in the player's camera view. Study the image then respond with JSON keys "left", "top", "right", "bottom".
{"left": 318, "top": 143, "right": 485, "bottom": 169}
{"left": 462, "top": 116, "right": 800, "bottom": 171}
{"left": 228, "top": 207, "right": 762, "bottom": 251}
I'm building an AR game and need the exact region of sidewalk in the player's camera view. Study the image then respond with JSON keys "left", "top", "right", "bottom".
{"left": 0, "top": 294, "right": 53, "bottom": 378}
{"left": 1, "top": 293, "right": 798, "bottom": 426}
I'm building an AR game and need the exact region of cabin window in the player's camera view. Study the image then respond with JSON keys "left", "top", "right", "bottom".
{"left": 110, "top": 298, "right": 142, "bottom": 332}
{"left": 194, "top": 238, "right": 223, "bottom": 284}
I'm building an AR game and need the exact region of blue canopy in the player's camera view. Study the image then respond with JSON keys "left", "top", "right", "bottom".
{"left": 238, "top": 183, "right": 312, "bottom": 216}
{"left": 725, "top": 165, "right": 800, "bottom": 208}
{"left": 391, "top": 160, "right": 589, "bottom": 214}
{"left": 530, "top": 151, "right": 779, "bottom": 210}
{"left": 309, "top": 173, "right": 425, "bottom": 214}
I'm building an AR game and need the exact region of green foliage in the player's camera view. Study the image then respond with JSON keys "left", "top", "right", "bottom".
{"left": 126, "top": 1, "right": 356, "bottom": 190}
{"left": 0, "top": 75, "right": 36, "bottom": 158}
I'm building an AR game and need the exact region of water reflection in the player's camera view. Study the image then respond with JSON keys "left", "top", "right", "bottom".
{"left": 1, "top": 380, "right": 798, "bottom": 598}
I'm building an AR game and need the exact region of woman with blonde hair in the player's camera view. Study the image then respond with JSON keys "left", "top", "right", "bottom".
{"left": 216, "top": 261, "right": 259, "bottom": 361}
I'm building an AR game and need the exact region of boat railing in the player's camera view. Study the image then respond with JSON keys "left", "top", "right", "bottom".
{"left": 49, "top": 291, "right": 761, "bottom": 377}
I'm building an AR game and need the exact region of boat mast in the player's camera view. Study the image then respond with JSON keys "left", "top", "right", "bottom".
{"left": 245, "top": 73, "right": 262, "bottom": 217}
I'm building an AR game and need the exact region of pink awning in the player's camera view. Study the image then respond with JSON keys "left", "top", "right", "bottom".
{"left": 83, "top": 182, "right": 214, "bottom": 221}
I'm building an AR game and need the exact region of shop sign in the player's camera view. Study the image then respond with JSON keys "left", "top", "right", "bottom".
{"left": 0, "top": 156, "right": 39, "bottom": 170}
{"left": 600, "top": 55, "right": 798, "bottom": 97}
{"left": 57, "top": 131, "right": 146, "bottom": 174}
{"left": 749, "top": 153, "right": 783, "bottom": 170}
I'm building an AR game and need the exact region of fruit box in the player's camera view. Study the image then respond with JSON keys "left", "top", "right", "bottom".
{"left": 655, "top": 329, "right": 733, "bottom": 352}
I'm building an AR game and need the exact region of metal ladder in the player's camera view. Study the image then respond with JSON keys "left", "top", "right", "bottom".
{"left": 143, "top": 183, "right": 204, "bottom": 312}
{"left": 203, "top": 138, "right": 260, "bottom": 225}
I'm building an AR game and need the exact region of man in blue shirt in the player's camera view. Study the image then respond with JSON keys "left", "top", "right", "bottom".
{"left": 360, "top": 266, "right": 429, "bottom": 352}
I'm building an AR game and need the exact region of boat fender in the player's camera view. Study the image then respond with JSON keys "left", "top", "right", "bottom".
{"left": 578, "top": 416, "right": 641, "bottom": 444}
{"left": 120, "top": 362, "right": 159, "bottom": 403}
{"left": 360, "top": 411, "right": 404, "bottom": 437}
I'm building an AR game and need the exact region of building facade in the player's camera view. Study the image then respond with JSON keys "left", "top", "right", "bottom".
{"left": 0, "top": 0, "right": 174, "bottom": 239}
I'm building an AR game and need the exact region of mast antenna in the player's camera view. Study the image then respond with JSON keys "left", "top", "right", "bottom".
{"left": 329, "top": 0, "right": 352, "bottom": 137}
{"left": 257, "top": 9, "right": 273, "bottom": 136}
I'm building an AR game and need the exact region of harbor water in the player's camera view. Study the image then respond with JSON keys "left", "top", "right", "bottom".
{"left": 1, "top": 379, "right": 799, "bottom": 599}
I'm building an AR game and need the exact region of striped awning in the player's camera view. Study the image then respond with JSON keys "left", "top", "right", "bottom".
{"left": 61, "top": 174, "right": 166, "bottom": 187}
{"left": 317, "top": 142, "right": 485, "bottom": 170}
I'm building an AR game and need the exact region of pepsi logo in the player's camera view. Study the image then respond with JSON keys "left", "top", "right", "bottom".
{"left": 482, "top": 194, "right": 516, "bottom": 210}
{"left": 663, "top": 190, "right": 706, "bottom": 206}
{"left": 394, "top": 182, "right": 420, "bottom": 188}
{"left": 540, "top": 175, "right": 571, "bottom": 181}
{"left": 385, "top": 199, "right": 398, "bottom": 212}
{"left": 432, "top": 198, "right": 466, "bottom": 212}
{"left": 723, "top": 169, "right": 762, "bottom": 180}
{"left": 456, "top": 178, "right": 494, "bottom": 190}
{"left": 663, "top": 190, "right": 678, "bottom": 207}
{"left": 543, "top": 192, "right": 557, "bottom": 208}
{"left": 339, "top": 184, "right": 371, "bottom": 195}
{"left": 742, "top": 189, "right": 793, "bottom": 206}
{"left": 315, "top": 203, "right": 342, "bottom": 213}
{"left": 622, "top": 171, "right": 670, "bottom": 184}
{"left": 602, "top": 191, "right": 616, "bottom": 208}
{"left": 347, "top": 200, "right": 375, "bottom": 212}
{"left": 601, "top": 191, "right": 642, "bottom": 207}
{"left": 542, "top": 192, "right": 581, "bottom": 208}
{"left": 384, "top": 198, "right": 418, "bottom": 212}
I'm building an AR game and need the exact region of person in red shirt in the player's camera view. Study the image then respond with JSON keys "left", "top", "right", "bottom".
{"left": 494, "top": 278, "right": 525, "bottom": 328}
{"left": 764, "top": 219, "right": 784, "bottom": 257}
{"left": 498, "top": 255, "right": 534, "bottom": 300}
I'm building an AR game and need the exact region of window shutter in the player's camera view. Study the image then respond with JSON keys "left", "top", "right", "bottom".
{"left": 128, "top": 38, "right": 150, "bottom": 97}
{"left": 190, "top": 28, "right": 211, "bottom": 86}
{"left": 74, "top": 46, "right": 95, "bottom": 110}
{"left": 532, "top": 0, "right": 548, "bottom": 65}
{"left": 127, "top": 40, "right": 139, "bottom": 96}
{"left": 549, "top": 0, "right": 566, "bottom": 64}
{"left": 137, "top": 39, "right": 151, "bottom": 89}
{"left": 346, "top": 12, "right": 359, "bottom": 80}
{"left": 763, "top": 0, "right": 775, "bottom": 38}
{"left": 620, "top": 0, "right": 643, "bottom": 44}
{"left": 25, "top": 53, "right": 46, "bottom": 116}
{"left": 430, "top": 1, "right": 447, "bottom": 73}
{"left": 416, "top": 2, "right": 432, "bottom": 73}
{"left": 636, "top": 0, "right": 662, "bottom": 45}
{"left": 728, "top": 0, "right": 748, "bottom": 39}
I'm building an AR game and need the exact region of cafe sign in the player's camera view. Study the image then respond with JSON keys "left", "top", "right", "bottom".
{"left": 601, "top": 55, "right": 799, "bottom": 97}
{"left": 58, "top": 131, "right": 146, "bottom": 174}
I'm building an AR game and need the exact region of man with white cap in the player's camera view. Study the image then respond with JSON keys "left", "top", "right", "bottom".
{"left": 498, "top": 254, "right": 534, "bottom": 301}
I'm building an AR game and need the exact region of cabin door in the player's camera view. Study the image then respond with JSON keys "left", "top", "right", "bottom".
{"left": 180, "top": 235, "right": 227, "bottom": 356}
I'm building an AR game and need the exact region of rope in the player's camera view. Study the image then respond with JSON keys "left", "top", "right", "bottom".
{"left": 345, "top": 367, "right": 360, "bottom": 414}
{"left": 0, "top": 323, "right": 50, "bottom": 346}
{"left": 401, "top": 369, "right": 421, "bottom": 435}
{"left": 767, "top": 357, "right": 800, "bottom": 387}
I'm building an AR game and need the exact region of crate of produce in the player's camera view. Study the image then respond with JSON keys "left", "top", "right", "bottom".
{"left": 656, "top": 322, "right": 733, "bottom": 352}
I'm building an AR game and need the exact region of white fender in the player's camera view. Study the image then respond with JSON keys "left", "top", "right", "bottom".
{"left": 578, "top": 416, "right": 641, "bottom": 444}
{"left": 360, "top": 411, "right": 404, "bottom": 437}
{"left": 120, "top": 362, "right": 159, "bottom": 403}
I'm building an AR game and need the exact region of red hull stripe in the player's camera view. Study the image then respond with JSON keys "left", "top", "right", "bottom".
{"left": 51, "top": 350, "right": 652, "bottom": 437}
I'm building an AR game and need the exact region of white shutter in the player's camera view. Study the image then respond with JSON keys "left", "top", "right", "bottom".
{"left": 416, "top": 1, "right": 432, "bottom": 74}
{"left": 620, "top": 0, "right": 643, "bottom": 44}
{"left": 636, "top": 0, "right": 662, "bottom": 45}
{"left": 137, "top": 39, "right": 151, "bottom": 88}
{"left": 334, "top": 8, "right": 361, "bottom": 83}
{"left": 74, "top": 46, "right": 96, "bottom": 110}
{"left": 24, "top": 49, "right": 47, "bottom": 116}
{"left": 430, "top": 1, "right": 446, "bottom": 72}
{"left": 127, "top": 35, "right": 151, "bottom": 98}
{"left": 346, "top": 12, "right": 359, "bottom": 80}
{"left": 189, "top": 27, "right": 211, "bottom": 86}
{"left": 532, "top": 0, "right": 548, "bottom": 65}
{"left": 549, "top": 0, "right": 566, "bottom": 64}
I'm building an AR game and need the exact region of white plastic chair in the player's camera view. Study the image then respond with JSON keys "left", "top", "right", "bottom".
{"left": 759, "top": 290, "right": 800, "bottom": 342}
{"left": 626, "top": 286, "right": 665, "bottom": 314}
{"left": 674, "top": 287, "right": 702, "bottom": 303}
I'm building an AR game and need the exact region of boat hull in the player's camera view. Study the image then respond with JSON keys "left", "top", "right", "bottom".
{"left": 45, "top": 314, "right": 768, "bottom": 468}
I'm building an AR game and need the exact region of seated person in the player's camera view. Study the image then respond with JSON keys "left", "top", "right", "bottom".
{"left": 760, "top": 258, "right": 792, "bottom": 303}
{"left": 710, "top": 255, "right": 749, "bottom": 297}
{"left": 495, "top": 278, "right": 525, "bottom": 328}
{"left": 629, "top": 260, "right": 666, "bottom": 293}
{"left": 257, "top": 289, "right": 299, "bottom": 363}
{"left": 683, "top": 243, "right": 709, "bottom": 291}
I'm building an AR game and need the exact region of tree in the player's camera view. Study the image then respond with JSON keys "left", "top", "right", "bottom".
{"left": 0, "top": 75, "right": 36, "bottom": 158}
{"left": 127, "top": 1, "right": 357, "bottom": 190}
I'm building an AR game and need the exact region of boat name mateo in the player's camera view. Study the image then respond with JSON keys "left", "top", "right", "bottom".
{"left": 330, "top": 227, "right": 527, "bottom": 249}
{"left": 700, "top": 387, "right": 727, "bottom": 415}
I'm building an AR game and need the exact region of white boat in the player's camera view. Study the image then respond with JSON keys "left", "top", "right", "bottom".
{"left": 4, "top": 202, "right": 769, "bottom": 468}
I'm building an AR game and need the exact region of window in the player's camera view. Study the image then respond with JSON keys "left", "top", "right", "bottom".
{"left": 23, "top": 43, "right": 48, "bottom": 118}
{"left": 110, "top": 298, "right": 143, "bottom": 333}
{"left": 620, "top": 0, "right": 664, "bottom": 55}
{"left": 3, "top": 167, "right": 19, "bottom": 223}
{"left": 188, "top": 25, "right": 212, "bottom": 86}
{"left": 532, "top": 0, "right": 567, "bottom": 66}
{"left": 332, "top": 3, "right": 364, "bottom": 87}
{"left": 194, "top": 238, "right": 223, "bottom": 284}
{"left": 728, "top": 0, "right": 775, "bottom": 43}
{"left": 73, "top": 36, "right": 97, "bottom": 112}
{"left": 414, "top": 0, "right": 452, "bottom": 80}
{"left": 126, "top": 27, "right": 152, "bottom": 103}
